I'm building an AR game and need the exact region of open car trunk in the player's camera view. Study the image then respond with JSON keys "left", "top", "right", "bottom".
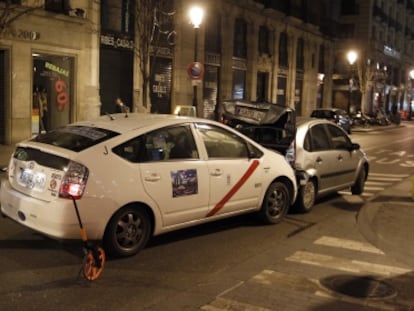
{"left": 222, "top": 100, "right": 296, "bottom": 157}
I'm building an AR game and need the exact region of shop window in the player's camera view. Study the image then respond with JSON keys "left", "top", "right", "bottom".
{"left": 319, "top": 45, "right": 325, "bottom": 73}
{"left": 296, "top": 38, "right": 304, "bottom": 70}
{"left": 32, "top": 53, "right": 74, "bottom": 135}
{"left": 340, "top": 0, "right": 358, "bottom": 15}
{"left": 44, "top": 0, "right": 70, "bottom": 14}
{"left": 205, "top": 12, "right": 221, "bottom": 54}
{"left": 258, "top": 26, "right": 270, "bottom": 55}
{"left": 234, "top": 18, "right": 247, "bottom": 59}
{"left": 203, "top": 65, "right": 219, "bottom": 120}
{"left": 256, "top": 72, "right": 268, "bottom": 102}
{"left": 101, "top": 0, "right": 134, "bottom": 34}
{"left": 232, "top": 69, "right": 246, "bottom": 100}
{"left": 279, "top": 32, "right": 288, "bottom": 67}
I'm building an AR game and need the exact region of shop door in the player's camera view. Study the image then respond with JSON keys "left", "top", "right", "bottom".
{"left": 150, "top": 56, "right": 172, "bottom": 114}
{"left": 100, "top": 49, "right": 133, "bottom": 115}
{"left": 203, "top": 65, "right": 219, "bottom": 120}
{"left": 32, "top": 54, "right": 74, "bottom": 134}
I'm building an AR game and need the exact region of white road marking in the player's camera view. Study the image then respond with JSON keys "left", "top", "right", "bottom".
{"left": 363, "top": 186, "right": 386, "bottom": 191}
{"left": 314, "top": 236, "right": 384, "bottom": 254}
{"left": 201, "top": 297, "right": 272, "bottom": 311}
{"left": 285, "top": 251, "right": 411, "bottom": 276}
{"left": 368, "top": 173, "right": 409, "bottom": 178}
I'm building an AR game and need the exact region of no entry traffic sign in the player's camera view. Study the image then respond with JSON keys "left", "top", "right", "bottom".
{"left": 187, "top": 62, "right": 204, "bottom": 80}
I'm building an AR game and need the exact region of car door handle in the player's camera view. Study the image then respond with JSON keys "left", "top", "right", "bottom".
{"left": 144, "top": 174, "right": 161, "bottom": 182}
{"left": 337, "top": 155, "right": 343, "bottom": 161}
{"left": 210, "top": 169, "right": 223, "bottom": 176}
{"left": 316, "top": 156, "right": 323, "bottom": 163}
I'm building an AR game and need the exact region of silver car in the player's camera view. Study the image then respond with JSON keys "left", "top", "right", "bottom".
{"left": 292, "top": 117, "right": 369, "bottom": 212}
{"left": 222, "top": 101, "right": 369, "bottom": 213}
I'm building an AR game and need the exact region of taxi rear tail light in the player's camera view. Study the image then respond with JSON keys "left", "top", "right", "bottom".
{"left": 59, "top": 161, "right": 89, "bottom": 199}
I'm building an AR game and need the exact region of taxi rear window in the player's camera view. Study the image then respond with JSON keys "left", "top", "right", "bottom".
{"left": 31, "top": 126, "right": 119, "bottom": 152}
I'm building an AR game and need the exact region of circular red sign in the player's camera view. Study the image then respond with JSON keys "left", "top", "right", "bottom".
{"left": 187, "top": 62, "right": 204, "bottom": 80}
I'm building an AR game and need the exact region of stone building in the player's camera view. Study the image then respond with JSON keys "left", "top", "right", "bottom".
{"left": 331, "top": 0, "right": 414, "bottom": 117}
{"left": 140, "top": 0, "right": 337, "bottom": 119}
{"left": 2, "top": 0, "right": 413, "bottom": 146}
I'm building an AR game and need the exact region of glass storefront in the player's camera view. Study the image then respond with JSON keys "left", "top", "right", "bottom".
{"left": 32, "top": 53, "right": 74, "bottom": 135}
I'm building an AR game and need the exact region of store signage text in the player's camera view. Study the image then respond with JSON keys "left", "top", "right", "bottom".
{"left": 6, "top": 28, "right": 40, "bottom": 41}
{"left": 152, "top": 74, "right": 168, "bottom": 98}
{"left": 55, "top": 79, "right": 69, "bottom": 111}
{"left": 45, "top": 62, "right": 69, "bottom": 77}
{"left": 100, "top": 34, "right": 134, "bottom": 50}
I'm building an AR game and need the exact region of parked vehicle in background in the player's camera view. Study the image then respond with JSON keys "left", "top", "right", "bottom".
{"left": 310, "top": 108, "right": 353, "bottom": 134}
{"left": 0, "top": 113, "right": 297, "bottom": 257}
{"left": 223, "top": 100, "right": 369, "bottom": 213}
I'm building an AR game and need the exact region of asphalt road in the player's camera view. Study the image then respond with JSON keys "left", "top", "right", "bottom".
{"left": 1, "top": 123, "right": 414, "bottom": 310}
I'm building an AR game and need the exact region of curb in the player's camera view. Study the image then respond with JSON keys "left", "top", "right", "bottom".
{"left": 357, "top": 175, "right": 414, "bottom": 268}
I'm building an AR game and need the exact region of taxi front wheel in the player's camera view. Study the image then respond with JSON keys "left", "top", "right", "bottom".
{"left": 104, "top": 206, "right": 152, "bottom": 258}
{"left": 259, "top": 181, "right": 290, "bottom": 224}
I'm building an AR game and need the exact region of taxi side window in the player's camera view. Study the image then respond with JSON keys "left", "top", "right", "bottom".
{"left": 112, "top": 125, "right": 199, "bottom": 163}
{"left": 196, "top": 123, "right": 248, "bottom": 158}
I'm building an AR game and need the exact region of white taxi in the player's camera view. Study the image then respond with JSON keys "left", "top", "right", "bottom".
{"left": 0, "top": 113, "right": 297, "bottom": 257}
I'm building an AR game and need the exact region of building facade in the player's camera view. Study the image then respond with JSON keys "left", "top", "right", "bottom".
{"left": 145, "top": 0, "right": 337, "bottom": 120}
{"left": 332, "top": 0, "right": 414, "bottom": 117}
{"left": 0, "top": 0, "right": 100, "bottom": 145}
{"left": 2, "top": 0, "right": 414, "bottom": 146}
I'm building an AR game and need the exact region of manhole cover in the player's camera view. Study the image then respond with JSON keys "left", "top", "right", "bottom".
{"left": 320, "top": 275, "right": 397, "bottom": 299}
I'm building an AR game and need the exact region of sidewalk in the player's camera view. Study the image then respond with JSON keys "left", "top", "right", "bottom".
{"left": 357, "top": 176, "right": 414, "bottom": 267}
{"left": 352, "top": 122, "right": 404, "bottom": 132}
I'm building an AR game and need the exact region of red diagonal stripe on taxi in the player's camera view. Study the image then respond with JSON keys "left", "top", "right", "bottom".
{"left": 206, "top": 159, "right": 260, "bottom": 217}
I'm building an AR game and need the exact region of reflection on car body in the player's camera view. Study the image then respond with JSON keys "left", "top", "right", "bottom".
{"left": 0, "top": 113, "right": 297, "bottom": 257}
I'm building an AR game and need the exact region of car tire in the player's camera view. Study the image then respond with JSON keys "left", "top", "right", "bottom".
{"left": 259, "top": 181, "right": 290, "bottom": 224}
{"left": 295, "top": 179, "right": 316, "bottom": 213}
{"left": 351, "top": 168, "right": 366, "bottom": 195}
{"left": 104, "top": 206, "right": 152, "bottom": 258}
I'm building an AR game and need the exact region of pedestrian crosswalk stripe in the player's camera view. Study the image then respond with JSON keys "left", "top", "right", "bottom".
{"left": 368, "top": 177, "right": 403, "bottom": 182}
{"left": 369, "top": 173, "right": 409, "bottom": 178}
{"left": 201, "top": 297, "right": 272, "bottom": 311}
{"left": 313, "top": 236, "right": 384, "bottom": 254}
{"left": 363, "top": 186, "right": 386, "bottom": 191}
{"left": 365, "top": 181, "right": 392, "bottom": 186}
{"left": 285, "top": 251, "right": 411, "bottom": 276}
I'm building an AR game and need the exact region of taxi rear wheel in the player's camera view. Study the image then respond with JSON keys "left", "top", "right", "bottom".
{"left": 260, "top": 181, "right": 290, "bottom": 224}
{"left": 104, "top": 206, "right": 151, "bottom": 258}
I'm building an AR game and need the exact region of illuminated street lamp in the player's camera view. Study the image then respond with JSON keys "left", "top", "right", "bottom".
{"left": 409, "top": 69, "right": 414, "bottom": 120}
{"left": 189, "top": 6, "right": 204, "bottom": 111}
{"left": 346, "top": 50, "right": 358, "bottom": 114}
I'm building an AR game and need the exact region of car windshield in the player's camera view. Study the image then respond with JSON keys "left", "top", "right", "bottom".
{"left": 31, "top": 125, "right": 119, "bottom": 152}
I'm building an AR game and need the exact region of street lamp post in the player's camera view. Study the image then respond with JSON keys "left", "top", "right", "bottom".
{"left": 189, "top": 6, "right": 204, "bottom": 112}
{"left": 346, "top": 50, "right": 358, "bottom": 114}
